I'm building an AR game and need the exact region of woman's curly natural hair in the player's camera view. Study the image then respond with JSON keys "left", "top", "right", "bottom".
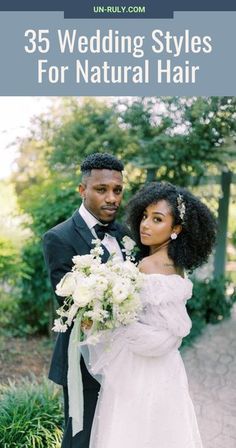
{"left": 126, "top": 181, "right": 217, "bottom": 272}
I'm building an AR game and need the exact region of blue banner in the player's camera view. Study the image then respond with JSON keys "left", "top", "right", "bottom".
{"left": 0, "top": 0, "right": 236, "bottom": 18}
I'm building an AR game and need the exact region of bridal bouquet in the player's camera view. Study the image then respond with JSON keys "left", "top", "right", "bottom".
{"left": 52, "top": 237, "right": 143, "bottom": 342}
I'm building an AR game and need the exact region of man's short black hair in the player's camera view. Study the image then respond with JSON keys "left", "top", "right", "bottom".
{"left": 81, "top": 153, "right": 124, "bottom": 177}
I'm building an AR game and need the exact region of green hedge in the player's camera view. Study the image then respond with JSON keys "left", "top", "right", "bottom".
{"left": 183, "top": 276, "right": 236, "bottom": 346}
{"left": 0, "top": 377, "right": 63, "bottom": 448}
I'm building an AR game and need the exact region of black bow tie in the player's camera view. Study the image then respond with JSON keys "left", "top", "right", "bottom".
{"left": 93, "top": 222, "right": 118, "bottom": 240}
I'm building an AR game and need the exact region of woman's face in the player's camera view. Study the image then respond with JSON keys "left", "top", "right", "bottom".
{"left": 140, "top": 200, "right": 178, "bottom": 247}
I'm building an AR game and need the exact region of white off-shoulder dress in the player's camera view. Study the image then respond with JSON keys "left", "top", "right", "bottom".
{"left": 83, "top": 274, "right": 203, "bottom": 448}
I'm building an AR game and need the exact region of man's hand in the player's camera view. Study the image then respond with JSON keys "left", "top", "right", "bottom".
{"left": 81, "top": 318, "right": 93, "bottom": 331}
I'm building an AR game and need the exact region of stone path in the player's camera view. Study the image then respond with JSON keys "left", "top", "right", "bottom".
{"left": 182, "top": 307, "right": 236, "bottom": 448}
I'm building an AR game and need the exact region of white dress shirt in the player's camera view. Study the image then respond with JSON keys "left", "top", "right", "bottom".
{"left": 79, "top": 203, "right": 123, "bottom": 260}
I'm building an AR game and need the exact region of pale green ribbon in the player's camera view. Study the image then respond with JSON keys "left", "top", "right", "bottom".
{"left": 68, "top": 316, "right": 84, "bottom": 437}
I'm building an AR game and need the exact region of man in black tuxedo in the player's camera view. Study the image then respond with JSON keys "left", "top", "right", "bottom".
{"left": 43, "top": 153, "right": 129, "bottom": 448}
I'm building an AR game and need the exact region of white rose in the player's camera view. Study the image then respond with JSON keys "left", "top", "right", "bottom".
{"left": 72, "top": 254, "right": 94, "bottom": 269}
{"left": 55, "top": 272, "right": 77, "bottom": 297}
{"left": 75, "top": 273, "right": 107, "bottom": 298}
{"left": 73, "top": 288, "right": 91, "bottom": 307}
{"left": 72, "top": 277, "right": 96, "bottom": 307}
{"left": 112, "top": 278, "right": 131, "bottom": 304}
{"left": 90, "top": 263, "right": 109, "bottom": 276}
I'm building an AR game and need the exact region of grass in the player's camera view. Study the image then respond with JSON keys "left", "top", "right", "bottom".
{"left": 0, "top": 377, "right": 63, "bottom": 448}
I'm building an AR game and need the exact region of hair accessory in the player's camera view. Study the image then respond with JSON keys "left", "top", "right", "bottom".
{"left": 170, "top": 232, "right": 178, "bottom": 240}
{"left": 177, "top": 194, "right": 186, "bottom": 222}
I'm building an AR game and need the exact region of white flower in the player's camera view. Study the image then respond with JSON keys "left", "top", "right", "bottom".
{"left": 119, "top": 294, "right": 141, "bottom": 313}
{"left": 121, "top": 259, "right": 140, "bottom": 277}
{"left": 72, "top": 276, "right": 97, "bottom": 307}
{"left": 109, "top": 260, "right": 125, "bottom": 275}
{"left": 122, "top": 236, "right": 136, "bottom": 255}
{"left": 112, "top": 278, "right": 132, "bottom": 304}
{"left": 90, "top": 245, "right": 104, "bottom": 258}
{"left": 52, "top": 318, "right": 68, "bottom": 333}
{"left": 93, "top": 277, "right": 109, "bottom": 298}
{"left": 90, "top": 263, "right": 109, "bottom": 276}
{"left": 55, "top": 272, "right": 77, "bottom": 297}
{"left": 52, "top": 237, "right": 144, "bottom": 338}
{"left": 84, "top": 308, "right": 109, "bottom": 322}
{"left": 56, "top": 307, "right": 69, "bottom": 318}
{"left": 90, "top": 238, "right": 104, "bottom": 258}
{"left": 72, "top": 254, "right": 95, "bottom": 270}
{"left": 72, "top": 289, "right": 92, "bottom": 307}
{"left": 91, "top": 238, "right": 101, "bottom": 246}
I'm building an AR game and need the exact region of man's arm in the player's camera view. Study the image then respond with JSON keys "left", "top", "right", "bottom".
{"left": 42, "top": 230, "right": 74, "bottom": 306}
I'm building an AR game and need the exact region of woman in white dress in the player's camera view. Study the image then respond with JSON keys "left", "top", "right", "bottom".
{"left": 83, "top": 181, "right": 216, "bottom": 448}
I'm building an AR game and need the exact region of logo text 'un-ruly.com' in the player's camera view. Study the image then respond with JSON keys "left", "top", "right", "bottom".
{"left": 93, "top": 5, "right": 146, "bottom": 14}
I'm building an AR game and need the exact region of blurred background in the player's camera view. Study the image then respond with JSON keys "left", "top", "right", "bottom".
{"left": 0, "top": 96, "right": 235, "bottom": 447}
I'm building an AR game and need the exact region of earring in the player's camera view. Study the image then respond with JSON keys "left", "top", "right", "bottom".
{"left": 170, "top": 232, "right": 178, "bottom": 240}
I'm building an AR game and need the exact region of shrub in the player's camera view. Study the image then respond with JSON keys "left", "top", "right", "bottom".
{"left": 0, "top": 237, "right": 22, "bottom": 283}
{"left": 0, "top": 291, "right": 20, "bottom": 337}
{"left": 16, "top": 238, "right": 53, "bottom": 335}
{"left": 0, "top": 377, "right": 63, "bottom": 448}
{"left": 0, "top": 236, "right": 56, "bottom": 337}
{"left": 183, "top": 276, "right": 236, "bottom": 346}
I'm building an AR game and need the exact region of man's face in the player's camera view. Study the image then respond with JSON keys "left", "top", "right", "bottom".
{"left": 79, "top": 169, "right": 123, "bottom": 222}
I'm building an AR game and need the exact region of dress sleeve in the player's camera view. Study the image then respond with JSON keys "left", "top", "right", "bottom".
{"left": 124, "top": 277, "right": 192, "bottom": 357}
{"left": 123, "top": 299, "right": 192, "bottom": 357}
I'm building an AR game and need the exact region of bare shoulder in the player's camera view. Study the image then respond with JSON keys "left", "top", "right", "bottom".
{"left": 138, "top": 257, "right": 157, "bottom": 274}
{"left": 139, "top": 257, "right": 184, "bottom": 277}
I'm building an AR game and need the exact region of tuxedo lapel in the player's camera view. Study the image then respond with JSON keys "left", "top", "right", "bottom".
{"left": 72, "top": 210, "right": 94, "bottom": 250}
{"left": 72, "top": 210, "right": 110, "bottom": 262}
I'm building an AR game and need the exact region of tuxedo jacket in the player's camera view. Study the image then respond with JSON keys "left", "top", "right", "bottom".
{"left": 42, "top": 209, "right": 130, "bottom": 388}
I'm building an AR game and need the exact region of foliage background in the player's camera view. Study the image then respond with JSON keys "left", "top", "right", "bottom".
{"left": 0, "top": 96, "right": 236, "bottom": 338}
